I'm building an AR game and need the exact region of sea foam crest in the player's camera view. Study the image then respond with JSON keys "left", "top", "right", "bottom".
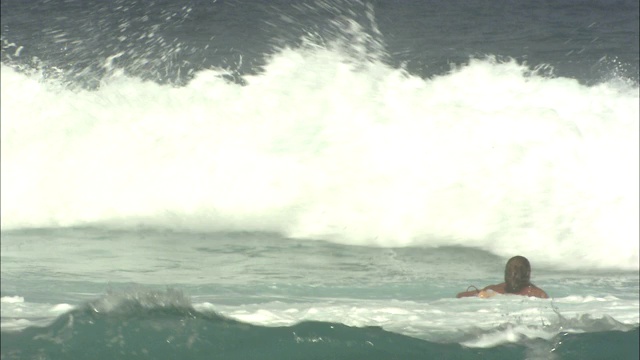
{"left": 1, "top": 44, "right": 638, "bottom": 270}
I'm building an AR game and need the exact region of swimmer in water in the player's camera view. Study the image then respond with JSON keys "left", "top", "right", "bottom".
{"left": 456, "top": 255, "right": 548, "bottom": 299}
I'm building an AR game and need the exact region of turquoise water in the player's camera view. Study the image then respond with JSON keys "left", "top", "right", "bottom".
{"left": 2, "top": 229, "right": 639, "bottom": 359}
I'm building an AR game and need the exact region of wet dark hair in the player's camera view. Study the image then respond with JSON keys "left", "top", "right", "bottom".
{"left": 504, "top": 256, "right": 531, "bottom": 293}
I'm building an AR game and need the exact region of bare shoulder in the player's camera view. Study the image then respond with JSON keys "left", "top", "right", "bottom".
{"left": 526, "top": 285, "right": 549, "bottom": 299}
{"left": 483, "top": 283, "right": 506, "bottom": 293}
{"left": 475, "top": 283, "right": 505, "bottom": 298}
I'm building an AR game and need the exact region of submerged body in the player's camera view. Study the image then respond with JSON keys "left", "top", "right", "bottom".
{"left": 457, "top": 282, "right": 548, "bottom": 299}
{"left": 457, "top": 256, "right": 549, "bottom": 299}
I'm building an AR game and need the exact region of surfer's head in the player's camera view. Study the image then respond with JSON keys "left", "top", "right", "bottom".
{"left": 504, "top": 256, "right": 531, "bottom": 293}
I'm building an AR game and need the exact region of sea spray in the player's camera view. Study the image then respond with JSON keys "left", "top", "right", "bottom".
{"left": 1, "top": 43, "right": 638, "bottom": 270}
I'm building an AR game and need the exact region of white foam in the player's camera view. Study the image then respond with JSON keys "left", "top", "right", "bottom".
{"left": 50, "top": 303, "right": 74, "bottom": 313}
{"left": 194, "top": 295, "right": 639, "bottom": 346}
{"left": 0, "top": 297, "right": 76, "bottom": 331}
{"left": 460, "top": 325, "right": 554, "bottom": 348}
{"left": 1, "top": 296, "right": 24, "bottom": 303}
{"left": 1, "top": 43, "right": 638, "bottom": 270}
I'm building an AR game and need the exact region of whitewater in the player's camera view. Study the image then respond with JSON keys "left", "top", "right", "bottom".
{"left": 2, "top": 47, "right": 638, "bottom": 269}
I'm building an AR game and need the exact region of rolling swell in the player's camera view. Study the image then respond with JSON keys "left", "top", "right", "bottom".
{"left": 1, "top": 291, "right": 638, "bottom": 360}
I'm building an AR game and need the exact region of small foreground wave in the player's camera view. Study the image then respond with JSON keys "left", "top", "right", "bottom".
{"left": 1, "top": 289, "right": 638, "bottom": 360}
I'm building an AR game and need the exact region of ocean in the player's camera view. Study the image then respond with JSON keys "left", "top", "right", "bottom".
{"left": 1, "top": 0, "right": 638, "bottom": 359}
